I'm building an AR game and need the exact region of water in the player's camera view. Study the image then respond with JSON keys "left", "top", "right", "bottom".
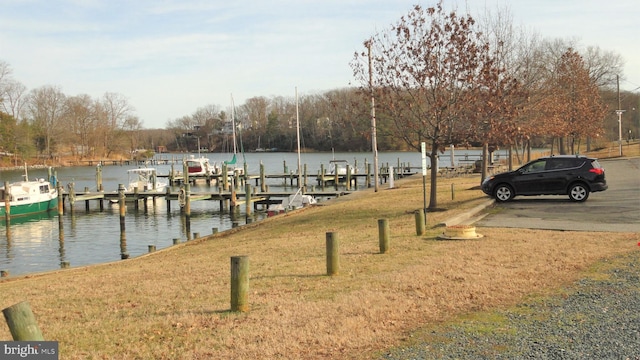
{"left": 0, "top": 150, "right": 499, "bottom": 277}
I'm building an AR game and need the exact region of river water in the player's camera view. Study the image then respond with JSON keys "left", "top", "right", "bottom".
{"left": 0, "top": 149, "right": 499, "bottom": 277}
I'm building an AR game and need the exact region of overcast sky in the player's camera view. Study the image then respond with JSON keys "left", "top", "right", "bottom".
{"left": 1, "top": 0, "right": 638, "bottom": 128}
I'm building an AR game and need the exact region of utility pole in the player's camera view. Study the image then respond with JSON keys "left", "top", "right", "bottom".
{"left": 617, "top": 75, "right": 624, "bottom": 157}
{"left": 367, "top": 40, "right": 379, "bottom": 192}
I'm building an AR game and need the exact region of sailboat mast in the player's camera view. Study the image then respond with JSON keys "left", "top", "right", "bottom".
{"left": 231, "top": 94, "right": 237, "bottom": 155}
{"left": 296, "top": 87, "right": 302, "bottom": 191}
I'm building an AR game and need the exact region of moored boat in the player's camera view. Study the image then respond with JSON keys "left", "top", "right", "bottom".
{"left": 125, "top": 168, "right": 167, "bottom": 193}
{"left": 0, "top": 167, "right": 58, "bottom": 218}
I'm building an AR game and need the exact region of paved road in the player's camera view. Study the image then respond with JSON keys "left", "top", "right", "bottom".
{"left": 476, "top": 157, "right": 640, "bottom": 232}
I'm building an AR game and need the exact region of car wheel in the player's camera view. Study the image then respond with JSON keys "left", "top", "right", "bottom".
{"left": 494, "top": 184, "right": 514, "bottom": 202}
{"left": 568, "top": 183, "right": 589, "bottom": 202}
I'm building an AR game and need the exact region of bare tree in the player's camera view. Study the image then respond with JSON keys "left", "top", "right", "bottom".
{"left": 100, "top": 92, "right": 133, "bottom": 156}
{"left": 351, "top": 2, "right": 520, "bottom": 209}
{"left": 26, "top": 85, "right": 66, "bottom": 158}
{"left": 63, "top": 94, "right": 97, "bottom": 159}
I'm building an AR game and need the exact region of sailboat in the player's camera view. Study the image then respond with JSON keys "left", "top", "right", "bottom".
{"left": 224, "top": 95, "right": 244, "bottom": 176}
{"left": 270, "top": 87, "right": 317, "bottom": 213}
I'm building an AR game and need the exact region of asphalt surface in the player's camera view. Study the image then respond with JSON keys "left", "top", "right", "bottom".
{"left": 474, "top": 157, "right": 640, "bottom": 232}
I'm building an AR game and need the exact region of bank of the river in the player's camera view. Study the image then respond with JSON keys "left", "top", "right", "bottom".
{"left": 0, "top": 163, "right": 637, "bottom": 359}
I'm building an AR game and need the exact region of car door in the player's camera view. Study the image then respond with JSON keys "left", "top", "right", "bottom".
{"left": 540, "top": 158, "right": 575, "bottom": 194}
{"left": 512, "top": 159, "right": 547, "bottom": 194}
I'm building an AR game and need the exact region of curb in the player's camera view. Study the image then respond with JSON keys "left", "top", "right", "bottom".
{"left": 440, "top": 198, "right": 495, "bottom": 227}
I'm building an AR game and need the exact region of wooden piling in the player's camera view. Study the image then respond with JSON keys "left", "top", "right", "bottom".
{"left": 148, "top": 245, "right": 156, "bottom": 253}
{"left": 230, "top": 256, "right": 249, "bottom": 312}
{"left": 60, "top": 261, "right": 70, "bottom": 268}
{"left": 245, "top": 183, "right": 252, "bottom": 216}
{"left": 415, "top": 211, "right": 426, "bottom": 236}
{"left": 378, "top": 218, "right": 390, "bottom": 254}
{"left": 173, "top": 238, "right": 180, "bottom": 245}
{"left": 193, "top": 232, "right": 200, "bottom": 239}
{"left": 2, "top": 301, "right": 45, "bottom": 341}
{"left": 118, "top": 184, "right": 126, "bottom": 231}
{"left": 326, "top": 232, "right": 340, "bottom": 276}
{"left": 57, "top": 182, "right": 64, "bottom": 215}
{"left": 4, "top": 181, "right": 10, "bottom": 222}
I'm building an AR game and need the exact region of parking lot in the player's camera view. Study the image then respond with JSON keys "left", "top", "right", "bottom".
{"left": 476, "top": 157, "right": 640, "bottom": 232}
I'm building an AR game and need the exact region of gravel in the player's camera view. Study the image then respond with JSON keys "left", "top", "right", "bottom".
{"left": 380, "top": 252, "right": 640, "bottom": 359}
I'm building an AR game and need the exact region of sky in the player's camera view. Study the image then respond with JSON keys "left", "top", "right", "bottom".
{"left": 1, "top": 0, "right": 638, "bottom": 129}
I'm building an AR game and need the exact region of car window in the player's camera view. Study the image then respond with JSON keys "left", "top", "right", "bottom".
{"left": 522, "top": 160, "right": 546, "bottom": 173}
{"left": 546, "top": 158, "right": 576, "bottom": 170}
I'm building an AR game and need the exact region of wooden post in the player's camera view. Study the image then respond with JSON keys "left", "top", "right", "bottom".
{"left": 260, "top": 162, "right": 266, "bottom": 192}
{"left": 96, "top": 164, "right": 103, "bottom": 192}
{"left": 2, "top": 301, "right": 45, "bottom": 341}
{"left": 378, "top": 218, "right": 390, "bottom": 253}
{"left": 69, "top": 182, "right": 76, "bottom": 213}
{"left": 165, "top": 186, "right": 171, "bottom": 212}
{"left": 118, "top": 184, "right": 126, "bottom": 231}
{"left": 451, "top": 183, "right": 455, "bottom": 200}
{"left": 133, "top": 186, "right": 139, "bottom": 211}
{"left": 4, "top": 180, "right": 10, "bottom": 222}
{"left": 245, "top": 183, "right": 252, "bottom": 216}
{"left": 193, "top": 232, "right": 199, "bottom": 239}
{"left": 320, "top": 164, "right": 326, "bottom": 191}
{"left": 346, "top": 164, "right": 352, "bottom": 191}
{"left": 415, "top": 211, "right": 425, "bottom": 236}
{"left": 230, "top": 256, "right": 249, "bottom": 312}
{"left": 148, "top": 245, "right": 156, "bottom": 253}
{"left": 326, "top": 232, "right": 340, "bottom": 276}
{"left": 57, "top": 182, "right": 64, "bottom": 215}
{"left": 212, "top": 227, "right": 218, "bottom": 234}
{"left": 173, "top": 238, "right": 180, "bottom": 245}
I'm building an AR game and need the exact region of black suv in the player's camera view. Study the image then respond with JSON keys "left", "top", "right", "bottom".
{"left": 481, "top": 155, "right": 607, "bottom": 202}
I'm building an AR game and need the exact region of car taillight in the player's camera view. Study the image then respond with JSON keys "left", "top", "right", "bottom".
{"left": 589, "top": 168, "right": 604, "bottom": 175}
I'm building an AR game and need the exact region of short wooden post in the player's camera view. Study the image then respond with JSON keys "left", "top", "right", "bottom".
{"left": 60, "top": 261, "right": 70, "bottom": 268}
{"left": 326, "top": 232, "right": 340, "bottom": 276}
{"left": 148, "top": 245, "right": 156, "bottom": 253}
{"left": 415, "top": 211, "right": 426, "bottom": 236}
{"left": 57, "top": 182, "right": 64, "bottom": 215}
{"left": 2, "top": 301, "right": 45, "bottom": 341}
{"left": 378, "top": 219, "right": 390, "bottom": 254}
{"left": 451, "top": 183, "right": 455, "bottom": 200}
{"left": 230, "top": 256, "right": 249, "bottom": 312}
{"left": 193, "top": 232, "right": 200, "bottom": 239}
{"left": 173, "top": 238, "right": 180, "bottom": 245}
{"left": 212, "top": 227, "right": 218, "bottom": 234}
{"left": 1, "top": 270, "right": 9, "bottom": 277}
{"left": 165, "top": 186, "right": 171, "bottom": 212}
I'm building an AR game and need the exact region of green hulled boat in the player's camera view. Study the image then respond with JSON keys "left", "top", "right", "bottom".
{"left": 0, "top": 170, "right": 58, "bottom": 218}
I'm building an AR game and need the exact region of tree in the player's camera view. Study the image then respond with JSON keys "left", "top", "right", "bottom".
{"left": 538, "top": 48, "right": 607, "bottom": 154}
{"left": 351, "top": 2, "right": 519, "bottom": 209}
{"left": 62, "top": 94, "right": 96, "bottom": 159}
{"left": 27, "top": 85, "right": 66, "bottom": 157}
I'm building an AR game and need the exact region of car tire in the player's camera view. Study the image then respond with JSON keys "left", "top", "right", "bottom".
{"left": 494, "top": 184, "right": 514, "bottom": 202}
{"left": 568, "top": 183, "right": 589, "bottom": 202}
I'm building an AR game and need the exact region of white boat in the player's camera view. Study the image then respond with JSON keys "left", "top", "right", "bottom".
{"left": 125, "top": 168, "right": 167, "bottom": 193}
{"left": 0, "top": 166, "right": 58, "bottom": 218}
{"left": 185, "top": 155, "right": 218, "bottom": 176}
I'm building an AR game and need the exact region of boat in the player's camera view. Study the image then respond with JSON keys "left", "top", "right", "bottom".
{"left": 186, "top": 155, "right": 217, "bottom": 176}
{"left": 0, "top": 166, "right": 58, "bottom": 218}
{"left": 268, "top": 87, "right": 317, "bottom": 215}
{"left": 124, "top": 168, "right": 167, "bottom": 193}
{"left": 326, "top": 159, "right": 357, "bottom": 184}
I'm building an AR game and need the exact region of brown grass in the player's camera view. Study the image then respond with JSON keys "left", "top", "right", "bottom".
{"left": 0, "top": 151, "right": 638, "bottom": 359}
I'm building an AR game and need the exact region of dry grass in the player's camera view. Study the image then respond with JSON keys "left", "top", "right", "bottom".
{"left": 0, "top": 163, "right": 638, "bottom": 359}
